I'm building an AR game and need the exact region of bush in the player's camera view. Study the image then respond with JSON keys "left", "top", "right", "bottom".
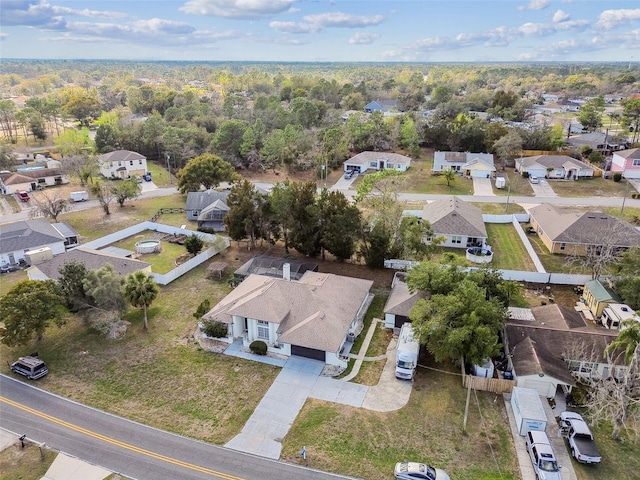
{"left": 522, "top": 171, "right": 530, "bottom": 179}
{"left": 249, "top": 340, "right": 268, "bottom": 355}
{"left": 201, "top": 319, "right": 228, "bottom": 338}
{"left": 185, "top": 233, "right": 204, "bottom": 255}
{"left": 613, "top": 172, "right": 622, "bottom": 182}
{"left": 197, "top": 227, "right": 215, "bottom": 234}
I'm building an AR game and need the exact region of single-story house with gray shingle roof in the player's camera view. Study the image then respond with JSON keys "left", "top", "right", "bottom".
{"left": 0, "top": 168, "right": 69, "bottom": 195}
{"left": 98, "top": 150, "right": 147, "bottom": 180}
{"left": 566, "top": 131, "right": 626, "bottom": 155}
{"left": 433, "top": 151, "right": 494, "bottom": 174}
{"left": 364, "top": 99, "right": 400, "bottom": 114}
{"left": 27, "top": 247, "right": 151, "bottom": 281}
{"left": 383, "top": 273, "right": 428, "bottom": 329}
{"left": 516, "top": 155, "right": 594, "bottom": 180}
{"left": 203, "top": 271, "right": 373, "bottom": 367}
{"left": 185, "top": 190, "right": 231, "bottom": 231}
{"left": 0, "top": 219, "right": 67, "bottom": 265}
{"left": 343, "top": 151, "right": 411, "bottom": 174}
{"left": 505, "top": 304, "right": 622, "bottom": 398}
{"left": 528, "top": 203, "right": 640, "bottom": 255}
{"left": 421, "top": 197, "right": 487, "bottom": 249}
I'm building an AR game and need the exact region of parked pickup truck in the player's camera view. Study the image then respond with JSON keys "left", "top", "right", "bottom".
{"left": 559, "top": 411, "right": 602, "bottom": 464}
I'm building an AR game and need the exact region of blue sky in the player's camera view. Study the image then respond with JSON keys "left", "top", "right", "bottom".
{"left": 2, "top": 0, "right": 639, "bottom": 62}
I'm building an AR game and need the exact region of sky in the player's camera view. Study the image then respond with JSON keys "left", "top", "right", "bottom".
{"left": 1, "top": 0, "right": 639, "bottom": 62}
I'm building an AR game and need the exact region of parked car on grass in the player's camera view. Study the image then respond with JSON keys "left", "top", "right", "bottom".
{"left": 16, "top": 190, "right": 30, "bottom": 202}
{"left": 394, "top": 462, "right": 450, "bottom": 480}
{"left": 10, "top": 356, "right": 48, "bottom": 380}
{"left": 559, "top": 411, "right": 601, "bottom": 464}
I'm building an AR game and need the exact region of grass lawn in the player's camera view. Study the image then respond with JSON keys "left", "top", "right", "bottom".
{"left": 0, "top": 270, "right": 28, "bottom": 297}
{"left": 549, "top": 177, "right": 633, "bottom": 198}
{"left": 572, "top": 422, "right": 640, "bottom": 480}
{"left": 109, "top": 233, "right": 192, "bottom": 274}
{"left": 485, "top": 223, "right": 536, "bottom": 271}
{"left": 281, "top": 360, "right": 519, "bottom": 480}
{"left": 146, "top": 160, "right": 172, "bottom": 187}
{"left": 492, "top": 168, "right": 535, "bottom": 197}
{"left": 0, "top": 262, "right": 280, "bottom": 445}
{"left": 62, "top": 194, "right": 187, "bottom": 242}
{"left": 402, "top": 157, "right": 474, "bottom": 195}
{"left": 0, "top": 443, "right": 57, "bottom": 480}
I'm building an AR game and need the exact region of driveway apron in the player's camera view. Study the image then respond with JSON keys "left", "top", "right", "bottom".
{"left": 225, "top": 357, "right": 367, "bottom": 459}
{"left": 472, "top": 176, "right": 495, "bottom": 196}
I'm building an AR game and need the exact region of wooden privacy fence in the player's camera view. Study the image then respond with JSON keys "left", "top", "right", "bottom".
{"left": 462, "top": 370, "right": 516, "bottom": 394}
{"left": 150, "top": 207, "right": 185, "bottom": 222}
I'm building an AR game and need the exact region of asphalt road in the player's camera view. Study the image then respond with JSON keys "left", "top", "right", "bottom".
{"left": 0, "top": 375, "right": 356, "bottom": 480}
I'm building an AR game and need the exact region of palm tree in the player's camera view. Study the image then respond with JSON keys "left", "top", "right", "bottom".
{"left": 605, "top": 320, "right": 640, "bottom": 365}
{"left": 124, "top": 271, "right": 159, "bottom": 330}
{"left": 442, "top": 168, "right": 456, "bottom": 188}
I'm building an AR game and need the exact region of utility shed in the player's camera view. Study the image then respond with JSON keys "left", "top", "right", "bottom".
{"left": 510, "top": 386, "right": 547, "bottom": 436}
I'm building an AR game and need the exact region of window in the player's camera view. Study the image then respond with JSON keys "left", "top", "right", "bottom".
{"left": 451, "top": 236, "right": 462, "bottom": 244}
{"left": 130, "top": 160, "right": 134, "bottom": 166}
{"left": 369, "top": 161, "right": 377, "bottom": 167}
{"left": 139, "top": 159, "right": 143, "bottom": 165}
{"left": 633, "top": 159, "right": 640, "bottom": 166}
{"left": 257, "top": 320, "right": 269, "bottom": 340}
{"left": 560, "top": 243, "right": 566, "bottom": 251}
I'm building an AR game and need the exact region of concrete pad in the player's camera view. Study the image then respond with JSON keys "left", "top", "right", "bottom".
{"left": 41, "top": 452, "right": 111, "bottom": 480}
{"left": 0, "top": 428, "right": 17, "bottom": 452}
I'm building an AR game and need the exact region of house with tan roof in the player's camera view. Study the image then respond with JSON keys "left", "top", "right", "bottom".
{"left": 202, "top": 271, "right": 373, "bottom": 366}
{"left": 0, "top": 168, "right": 69, "bottom": 195}
{"left": 432, "top": 151, "right": 495, "bottom": 176}
{"left": 515, "top": 154, "right": 594, "bottom": 180}
{"left": 421, "top": 197, "right": 487, "bottom": 249}
{"left": 505, "top": 304, "right": 623, "bottom": 398}
{"left": 383, "top": 272, "right": 428, "bottom": 329}
{"left": 528, "top": 204, "right": 640, "bottom": 255}
{"left": 343, "top": 151, "right": 411, "bottom": 174}
{"left": 98, "top": 150, "right": 147, "bottom": 180}
{"left": 610, "top": 148, "right": 640, "bottom": 179}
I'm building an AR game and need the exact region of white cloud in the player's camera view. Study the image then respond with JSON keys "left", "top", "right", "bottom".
{"left": 596, "top": 9, "right": 640, "bottom": 30}
{"left": 552, "top": 9, "right": 570, "bottom": 23}
{"left": 51, "top": 6, "right": 127, "bottom": 19}
{"left": 349, "top": 32, "right": 380, "bottom": 45}
{"left": 269, "top": 21, "right": 319, "bottom": 34}
{"left": 1, "top": 0, "right": 66, "bottom": 27}
{"left": 180, "top": 0, "right": 296, "bottom": 19}
{"left": 303, "top": 12, "right": 384, "bottom": 28}
{"left": 518, "top": 0, "right": 550, "bottom": 11}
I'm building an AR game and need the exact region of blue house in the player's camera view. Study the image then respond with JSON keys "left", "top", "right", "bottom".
{"left": 364, "top": 99, "right": 399, "bottom": 114}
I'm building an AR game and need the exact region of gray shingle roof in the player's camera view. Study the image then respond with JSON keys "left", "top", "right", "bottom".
{"left": 185, "top": 190, "right": 230, "bottom": 211}
{"left": 421, "top": 197, "right": 487, "bottom": 238}
{"left": 2, "top": 168, "right": 63, "bottom": 186}
{"left": 203, "top": 272, "right": 373, "bottom": 353}
{"left": 383, "top": 279, "right": 428, "bottom": 317}
{"left": 32, "top": 248, "right": 150, "bottom": 280}
{"left": 345, "top": 151, "right": 411, "bottom": 165}
{"left": 0, "top": 219, "right": 66, "bottom": 255}
{"left": 615, "top": 148, "right": 640, "bottom": 159}
{"left": 529, "top": 204, "right": 640, "bottom": 246}
{"left": 519, "top": 155, "right": 591, "bottom": 171}
{"left": 97, "top": 150, "right": 146, "bottom": 162}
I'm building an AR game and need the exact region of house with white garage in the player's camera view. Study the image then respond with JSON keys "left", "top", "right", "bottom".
{"left": 516, "top": 155, "right": 594, "bottom": 180}
{"left": 202, "top": 270, "right": 373, "bottom": 367}
{"left": 610, "top": 148, "right": 640, "bottom": 179}
{"left": 432, "top": 151, "right": 495, "bottom": 175}
{"left": 421, "top": 197, "right": 487, "bottom": 249}
{"left": 505, "top": 304, "right": 623, "bottom": 398}
{"left": 0, "top": 219, "right": 68, "bottom": 266}
{"left": 343, "top": 151, "right": 411, "bottom": 174}
{"left": 98, "top": 150, "right": 147, "bottom": 180}
{"left": 0, "top": 168, "right": 69, "bottom": 195}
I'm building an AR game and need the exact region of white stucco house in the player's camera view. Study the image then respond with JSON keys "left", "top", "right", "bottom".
{"left": 343, "top": 151, "right": 411, "bottom": 174}
{"left": 98, "top": 150, "right": 148, "bottom": 180}
{"left": 515, "top": 155, "right": 594, "bottom": 180}
{"left": 202, "top": 270, "right": 373, "bottom": 367}
{"left": 432, "top": 151, "right": 495, "bottom": 176}
{"left": 421, "top": 197, "right": 487, "bottom": 249}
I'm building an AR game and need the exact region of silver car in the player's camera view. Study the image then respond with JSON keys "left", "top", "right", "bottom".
{"left": 394, "top": 462, "right": 450, "bottom": 480}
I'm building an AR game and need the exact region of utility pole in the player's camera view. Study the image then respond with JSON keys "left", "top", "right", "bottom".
{"left": 166, "top": 153, "right": 172, "bottom": 185}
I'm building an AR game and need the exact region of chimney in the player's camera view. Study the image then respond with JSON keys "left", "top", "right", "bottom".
{"left": 283, "top": 263, "right": 291, "bottom": 281}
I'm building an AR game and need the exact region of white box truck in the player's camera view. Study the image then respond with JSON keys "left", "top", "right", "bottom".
{"left": 70, "top": 190, "right": 88, "bottom": 202}
{"left": 395, "top": 323, "right": 419, "bottom": 380}
{"left": 511, "top": 386, "right": 547, "bottom": 436}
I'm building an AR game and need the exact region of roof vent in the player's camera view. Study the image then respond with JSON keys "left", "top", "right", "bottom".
{"left": 621, "top": 307, "right": 629, "bottom": 312}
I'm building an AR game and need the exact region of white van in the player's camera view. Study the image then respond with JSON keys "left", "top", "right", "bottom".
{"left": 525, "top": 430, "right": 561, "bottom": 480}
{"left": 10, "top": 356, "right": 48, "bottom": 380}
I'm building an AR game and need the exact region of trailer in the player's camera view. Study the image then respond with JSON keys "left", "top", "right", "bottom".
{"left": 510, "top": 386, "right": 547, "bottom": 436}
{"left": 395, "top": 323, "right": 419, "bottom": 380}
{"left": 70, "top": 190, "right": 88, "bottom": 202}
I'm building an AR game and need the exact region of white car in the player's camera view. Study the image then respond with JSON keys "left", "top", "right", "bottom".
{"left": 529, "top": 175, "right": 539, "bottom": 184}
{"left": 394, "top": 462, "right": 450, "bottom": 480}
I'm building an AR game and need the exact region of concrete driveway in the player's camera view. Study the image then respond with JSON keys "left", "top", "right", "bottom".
{"left": 225, "top": 357, "right": 368, "bottom": 459}
{"left": 530, "top": 178, "right": 558, "bottom": 197}
{"left": 472, "top": 176, "right": 495, "bottom": 196}
{"left": 329, "top": 173, "right": 358, "bottom": 191}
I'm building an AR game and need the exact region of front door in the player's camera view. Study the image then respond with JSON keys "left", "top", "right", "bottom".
{"left": 8, "top": 253, "right": 15, "bottom": 264}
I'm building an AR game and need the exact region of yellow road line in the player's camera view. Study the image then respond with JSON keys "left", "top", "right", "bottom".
{"left": 0, "top": 396, "right": 244, "bottom": 480}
